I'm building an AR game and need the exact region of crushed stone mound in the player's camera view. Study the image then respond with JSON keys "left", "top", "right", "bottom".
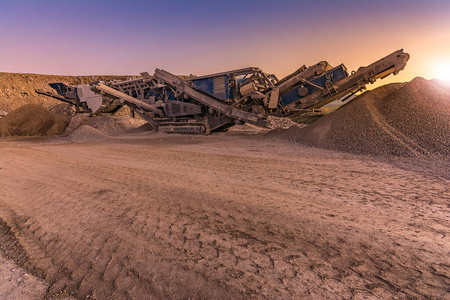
{"left": 267, "top": 116, "right": 300, "bottom": 129}
{"left": 66, "top": 125, "right": 110, "bottom": 143}
{"left": 260, "top": 116, "right": 306, "bottom": 139}
{"left": 65, "top": 114, "right": 148, "bottom": 135}
{"left": 292, "top": 78, "right": 450, "bottom": 156}
{"left": 0, "top": 104, "right": 69, "bottom": 137}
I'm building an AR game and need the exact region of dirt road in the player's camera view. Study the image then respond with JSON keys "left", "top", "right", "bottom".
{"left": 0, "top": 133, "right": 449, "bottom": 299}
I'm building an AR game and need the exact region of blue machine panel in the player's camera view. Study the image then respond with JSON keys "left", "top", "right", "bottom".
{"left": 190, "top": 75, "right": 231, "bottom": 101}
{"left": 280, "top": 64, "right": 348, "bottom": 106}
{"left": 49, "top": 83, "right": 69, "bottom": 96}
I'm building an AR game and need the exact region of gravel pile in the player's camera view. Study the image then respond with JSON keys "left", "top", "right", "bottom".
{"left": 293, "top": 78, "right": 450, "bottom": 156}
{"left": 266, "top": 116, "right": 300, "bottom": 129}
{"left": 0, "top": 104, "right": 69, "bottom": 137}
{"left": 65, "top": 114, "right": 147, "bottom": 135}
{"left": 65, "top": 125, "right": 110, "bottom": 143}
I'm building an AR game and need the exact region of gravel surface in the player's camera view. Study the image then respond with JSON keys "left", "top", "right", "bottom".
{"left": 266, "top": 115, "right": 300, "bottom": 129}
{"left": 379, "top": 77, "right": 450, "bottom": 156}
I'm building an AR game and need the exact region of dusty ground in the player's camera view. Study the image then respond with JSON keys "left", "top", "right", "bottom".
{"left": 0, "top": 252, "right": 49, "bottom": 299}
{"left": 0, "top": 132, "right": 448, "bottom": 299}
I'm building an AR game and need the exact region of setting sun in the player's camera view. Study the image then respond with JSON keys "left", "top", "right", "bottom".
{"left": 432, "top": 61, "right": 450, "bottom": 83}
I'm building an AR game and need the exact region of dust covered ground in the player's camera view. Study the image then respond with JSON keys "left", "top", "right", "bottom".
{"left": 0, "top": 132, "right": 449, "bottom": 299}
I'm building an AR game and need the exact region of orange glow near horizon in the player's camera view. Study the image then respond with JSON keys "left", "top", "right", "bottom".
{"left": 430, "top": 60, "right": 450, "bottom": 83}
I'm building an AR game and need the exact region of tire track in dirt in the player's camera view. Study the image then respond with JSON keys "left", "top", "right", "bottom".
{"left": 0, "top": 136, "right": 449, "bottom": 298}
{"left": 366, "top": 96, "right": 429, "bottom": 156}
{"left": 0, "top": 146, "right": 249, "bottom": 298}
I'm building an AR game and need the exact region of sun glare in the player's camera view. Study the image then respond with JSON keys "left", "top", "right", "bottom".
{"left": 432, "top": 62, "right": 450, "bottom": 83}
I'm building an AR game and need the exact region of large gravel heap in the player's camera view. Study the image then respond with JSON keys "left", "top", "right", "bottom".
{"left": 0, "top": 104, "right": 69, "bottom": 137}
{"left": 66, "top": 125, "right": 110, "bottom": 143}
{"left": 293, "top": 77, "right": 450, "bottom": 156}
{"left": 65, "top": 114, "right": 148, "bottom": 135}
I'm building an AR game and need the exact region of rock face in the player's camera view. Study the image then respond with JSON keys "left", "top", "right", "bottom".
{"left": 294, "top": 78, "right": 450, "bottom": 156}
{"left": 0, "top": 72, "right": 129, "bottom": 113}
{"left": 0, "top": 104, "right": 70, "bottom": 137}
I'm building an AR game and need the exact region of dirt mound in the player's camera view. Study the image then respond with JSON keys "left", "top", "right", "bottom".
{"left": 65, "top": 114, "right": 148, "bottom": 135}
{"left": 267, "top": 116, "right": 299, "bottom": 129}
{"left": 291, "top": 78, "right": 450, "bottom": 156}
{"left": 66, "top": 125, "right": 110, "bottom": 143}
{"left": 0, "top": 104, "right": 69, "bottom": 137}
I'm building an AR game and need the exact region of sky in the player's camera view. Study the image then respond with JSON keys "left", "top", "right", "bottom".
{"left": 1, "top": 0, "right": 450, "bottom": 86}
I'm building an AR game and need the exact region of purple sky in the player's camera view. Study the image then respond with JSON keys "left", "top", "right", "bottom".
{"left": 1, "top": 0, "right": 450, "bottom": 84}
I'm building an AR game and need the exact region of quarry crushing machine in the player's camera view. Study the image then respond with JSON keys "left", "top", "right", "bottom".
{"left": 36, "top": 49, "right": 409, "bottom": 134}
